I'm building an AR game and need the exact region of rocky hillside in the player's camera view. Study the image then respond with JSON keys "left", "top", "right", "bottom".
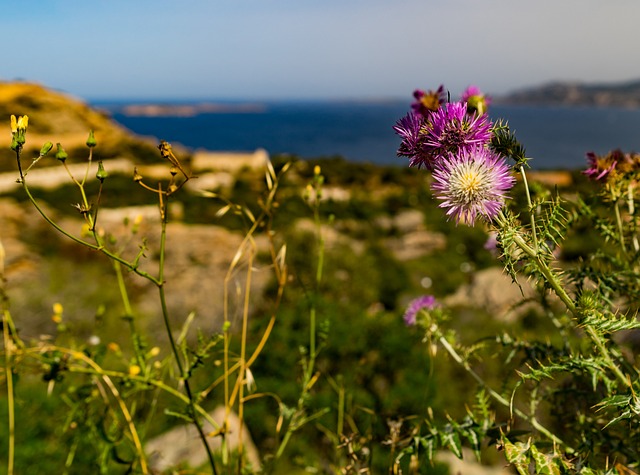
{"left": 0, "top": 81, "right": 173, "bottom": 170}
{"left": 497, "top": 78, "right": 640, "bottom": 108}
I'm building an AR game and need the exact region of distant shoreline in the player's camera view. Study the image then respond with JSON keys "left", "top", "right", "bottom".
{"left": 495, "top": 79, "right": 640, "bottom": 109}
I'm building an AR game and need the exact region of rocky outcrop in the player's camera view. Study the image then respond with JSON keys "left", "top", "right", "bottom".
{"left": 146, "top": 406, "right": 261, "bottom": 472}
{"left": 437, "top": 448, "right": 512, "bottom": 475}
{"left": 445, "top": 267, "right": 539, "bottom": 322}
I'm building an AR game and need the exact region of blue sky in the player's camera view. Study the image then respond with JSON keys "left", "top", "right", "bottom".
{"left": 4, "top": 0, "right": 640, "bottom": 101}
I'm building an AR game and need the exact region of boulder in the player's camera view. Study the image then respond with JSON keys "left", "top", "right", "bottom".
{"left": 146, "top": 406, "right": 260, "bottom": 472}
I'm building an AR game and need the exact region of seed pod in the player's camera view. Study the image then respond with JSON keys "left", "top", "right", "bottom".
{"left": 86, "top": 130, "right": 97, "bottom": 148}
{"left": 96, "top": 160, "right": 108, "bottom": 182}
{"left": 40, "top": 141, "right": 53, "bottom": 157}
{"left": 55, "top": 143, "right": 68, "bottom": 162}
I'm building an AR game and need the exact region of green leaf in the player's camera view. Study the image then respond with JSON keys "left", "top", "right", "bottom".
{"left": 441, "top": 430, "right": 463, "bottom": 459}
{"left": 530, "top": 445, "right": 561, "bottom": 475}
{"left": 462, "top": 428, "right": 482, "bottom": 461}
{"left": 502, "top": 437, "right": 530, "bottom": 475}
{"left": 419, "top": 435, "right": 436, "bottom": 461}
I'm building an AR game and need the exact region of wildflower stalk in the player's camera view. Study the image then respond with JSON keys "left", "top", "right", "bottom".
{"left": 113, "top": 260, "right": 147, "bottom": 370}
{"left": 19, "top": 179, "right": 161, "bottom": 285}
{"left": 236, "top": 239, "right": 255, "bottom": 471}
{"left": 273, "top": 168, "right": 326, "bottom": 465}
{"left": 15, "top": 137, "right": 218, "bottom": 472}
{"left": 3, "top": 310, "right": 15, "bottom": 475}
{"left": 156, "top": 203, "right": 219, "bottom": 475}
{"left": 437, "top": 334, "right": 573, "bottom": 453}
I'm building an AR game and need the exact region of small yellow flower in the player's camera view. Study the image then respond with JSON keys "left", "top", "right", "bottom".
{"left": 17, "top": 115, "right": 28, "bottom": 131}
{"left": 128, "top": 365, "right": 141, "bottom": 376}
{"left": 148, "top": 346, "right": 161, "bottom": 358}
{"left": 314, "top": 165, "right": 321, "bottom": 176}
{"left": 10, "top": 115, "right": 17, "bottom": 134}
{"left": 52, "top": 302, "right": 64, "bottom": 322}
{"left": 107, "top": 342, "right": 121, "bottom": 353}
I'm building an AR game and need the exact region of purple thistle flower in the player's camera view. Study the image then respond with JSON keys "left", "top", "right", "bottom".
{"left": 422, "top": 102, "right": 492, "bottom": 166}
{"left": 393, "top": 112, "right": 423, "bottom": 157}
{"left": 404, "top": 295, "right": 438, "bottom": 326}
{"left": 411, "top": 85, "right": 446, "bottom": 117}
{"left": 431, "top": 146, "right": 515, "bottom": 225}
{"left": 583, "top": 151, "right": 618, "bottom": 181}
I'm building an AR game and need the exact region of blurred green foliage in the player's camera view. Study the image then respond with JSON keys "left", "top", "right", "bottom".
{"left": 0, "top": 153, "right": 600, "bottom": 473}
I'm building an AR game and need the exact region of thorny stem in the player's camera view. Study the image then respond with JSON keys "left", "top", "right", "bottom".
{"left": 627, "top": 184, "right": 640, "bottom": 252}
{"left": 437, "top": 334, "right": 573, "bottom": 453}
{"left": 511, "top": 232, "right": 632, "bottom": 388}
{"left": 614, "top": 201, "right": 628, "bottom": 255}
{"left": 520, "top": 166, "right": 539, "bottom": 252}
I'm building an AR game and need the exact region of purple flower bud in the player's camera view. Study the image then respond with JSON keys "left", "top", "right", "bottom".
{"left": 404, "top": 295, "right": 438, "bottom": 326}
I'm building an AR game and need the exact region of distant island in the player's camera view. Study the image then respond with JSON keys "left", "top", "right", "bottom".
{"left": 497, "top": 78, "right": 640, "bottom": 108}
{"left": 116, "top": 102, "right": 267, "bottom": 117}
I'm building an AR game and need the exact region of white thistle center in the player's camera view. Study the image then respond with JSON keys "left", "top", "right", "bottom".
{"left": 449, "top": 161, "right": 489, "bottom": 203}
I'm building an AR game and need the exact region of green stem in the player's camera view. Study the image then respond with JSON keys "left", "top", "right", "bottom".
{"left": 113, "top": 261, "right": 146, "bottom": 371}
{"left": 157, "top": 208, "right": 218, "bottom": 475}
{"left": 3, "top": 310, "right": 15, "bottom": 475}
{"left": 438, "top": 335, "right": 573, "bottom": 453}
{"left": 520, "top": 167, "right": 539, "bottom": 252}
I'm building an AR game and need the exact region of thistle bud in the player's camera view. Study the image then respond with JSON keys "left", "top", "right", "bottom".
{"left": 40, "top": 141, "right": 54, "bottom": 157}
{"left": 466, "top": 94, "right": 488, "bottom": 115}
{"left": 96, "top": 160, "right": 108, "bottom": 182}
{"left": 86, "top": 130, "right": 97, "bottom": 148}
{"left": 55, "top": 143, "right": 68, "bottom": 162}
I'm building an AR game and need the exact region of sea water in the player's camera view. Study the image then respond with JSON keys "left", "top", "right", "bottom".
{"left": 99, "top": 101, "right": 640, "bottom": 170}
